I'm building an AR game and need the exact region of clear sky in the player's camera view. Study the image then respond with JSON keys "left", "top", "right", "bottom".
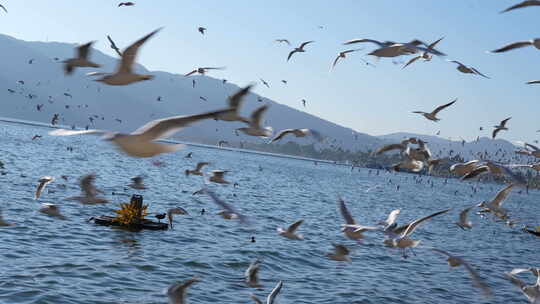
{"left": 0, "top": 0, "right": 538, "bottom": 142}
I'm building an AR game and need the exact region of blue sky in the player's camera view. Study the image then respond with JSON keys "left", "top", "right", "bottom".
{"left": 0, "top": 0, "right": 538, "bottom": 142}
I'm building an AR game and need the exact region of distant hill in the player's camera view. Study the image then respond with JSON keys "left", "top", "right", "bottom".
{"left": 0, "top": 33, "right": 524, "bottom": 161}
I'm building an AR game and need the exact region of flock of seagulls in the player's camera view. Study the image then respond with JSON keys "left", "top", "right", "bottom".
{"left": 0, "top": 1, "right": 539, "bottom": 303}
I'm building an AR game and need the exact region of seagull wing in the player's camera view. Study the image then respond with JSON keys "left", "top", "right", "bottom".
{"left": 333, "top": 243, "right": 350, "bottom": 256}
{"left": 331, "top": 55, "right": 341, "bottom": 68}
{"left": 131, "top": 109, "right": 234, "bottom": 141}
{"left": 118, "top": 28, "right": 162, "bottom": 73}
{"left": 401, "top": 208, "right": 451, "bottom": 237}
{"left": 250, "top": 105, "right": 268, "bottom": 128}
{"left": 459, "top": 259, "right": 493, "bottom": 297}
{"left": 49, "top": 129, "right": 108, "bottom": 137}
{"left": 287, "top": 219, "right": 304, "bottom": 233}
{"left": 77, "top": 41, "right": 95, "bottom": 60}
{"left": 299, "top": 40, "right": 314, "bottom": 49}
{"left": 0, "top": 4, "right": 7, "bottom": 13}
{"left": 492, "top": 128, "right": 502, "bottom": 139}
{"left": 459, "top": 205, "right": 474, "bottom": 225}
{"left": 491, "top": 184, "right": 514, "bottom": 208}
{"left": 338, "top": 197, "right": 356, "bottom": 225}
{"left": 205, "top": 188, "right": 247, "bottom": 224}
{"left": 374, "top": 144, "right": 405, "bottom": 155}
{"left": 461, "top": 165, "right": 489, "bottom": 180}
{"left": 500, "top": 0, "right": 540, "bottom": 13}
{"left": 266, "top": 281, "right": 283, "bottom": 304}
{"left": 491, "top": 41, "right": 533, "bottom": 53}
{"left": 166, "top": 277, "right": 200, "bottom": 304}
{"left": 107, "top": 35, "right": 123, "bottom": 57}
{"left": 526, "top": 143, "right": 540, "bottom": 151}
{"left": 287, "top": 49, "right": 298, "bottom": 61}
{"left": 431, "top": 99, "right": 457, "bottom": 116}
{"left": 385, "top": 209, "right": 401, "bottom": 226}
{"left": 526, "top": 80, "right": 540, "bottom": 84}
{"left": 228, "top": 85, "right": 252, "bottom": 108}
{"left": 269, "top": 129, "right": 294, "bottom": 143}
{"left": 470, "top": 67, "right": 490, "bottom": 79}
{"left": 343, "top": 38, "right": 385, "bottom": 46}
{"left": 428, "top": 37, "right": 445, "bottom": 49}
{"left": 195, "top": 162, "right": 209, "bottom": 171}
{"left": 500, "top": 117, "right": 512, "bottom": 127}
{"left": 402, "top": 55, "right": 422, "bottom": 69}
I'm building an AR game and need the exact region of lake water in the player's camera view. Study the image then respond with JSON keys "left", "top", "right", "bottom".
{"left": 0, "top": 121, "right": 538, "bottom": 304}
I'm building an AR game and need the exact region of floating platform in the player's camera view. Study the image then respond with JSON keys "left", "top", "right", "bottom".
{"left": 92, "top": 216, "right": 168, "bottom": 231}
{"left": 524, "top": 228, "right": 540, "bottom": 237}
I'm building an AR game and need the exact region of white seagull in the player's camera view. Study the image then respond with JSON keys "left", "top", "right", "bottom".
{"left": 39, "top": 203, "right": 66, "bottom": 220}
{"left": 448, "top": 60, "right": 490, "bottom": 79}
{"left": 49, "top": 109, "right": 234, "bottom": 158}
{"left": 63, "top": 41, "right": 101, "bottom": 75}
{"left": 505, "top": 267, "right": 540, "bottom": 303}
{"left": 277, "top": 219, "right": 304, "bottom": 240}
{"left": 269, "top": 129, "right": 322, "bottom": 144}
{"left": 338, "top": 197, "right": 379, "bottom": 240}
{"left": 287, "top": 41, "right": 314, "bottom": 61}
{"left": 35, "top": 176, "right": 54, "bottom": 200}
{"left": 237, "top": 105, "right": 273, "bottom": 138}
{"left": 166, "top": 276, "right": 200, "bottom": 304}
{"left": 326, "top": 243, "right": 352, "bottom": 262}
{"left": 412, "top": 99, "right": 457, "bottom": 122}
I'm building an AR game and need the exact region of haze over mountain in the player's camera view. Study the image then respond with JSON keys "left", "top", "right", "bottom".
{"left": 0, "top": 33, "right": 526, "bottom": 160}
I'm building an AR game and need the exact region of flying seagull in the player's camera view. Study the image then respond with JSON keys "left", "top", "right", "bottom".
{"left": 118, "top": 2, "right": 135, "bottom": 7}
{"left": 526, "top": 80, "right": 540, "bottom": 85}
{"left": 505, "top": 267, "right": 540, "bottom": 303}
{"left": 245, "top": 259, "right": 262, "bottom": 288}
{"left": 431, "top": 248, "right": 492, "bottom": 297}
{"left": 277, "top": 219, "right": 304, "bottom": 240}
{"left": 208, "top": 170, "right": 230, "bottom": 184}
{"left": 250, "top": 281, "right": 283, "bottom": 304}
{"left": 63, "top": 41, "right": 101, "bottom": 75}
{"left": 491, "top": 38, "right": 540, "bottom": 53}
{"left": 166, "top": 276, "right": 200, "bottom": 304}
{"left": 185, "top": 162, "right": 209, "bottom": 176}
{"left": 198, "top": 27, "right": 206, "bottom": 35}
{"left": 275, "top": 39, "right": 290, "bottom": 45}
{"left": 128, "top": 176, "right": 146, "bottom": 189}
{"left": 493, "top": 117, "right": 511, "bottom": 139}
{"left": 215, "top": 85, "right": 251, "bottom": 123}
{"left": 184, "top": 67, "right": 225, "bottom": 77}
{"left": 167, "top": 207, "right": 189, "bottom": 229}
{"left": 402, "top": 37, "right": 445, "bottom": 69}
{"left": 331, "top": 49, "right": 361, "bottom": 69}
{"left": 456, "top": 205, "right": 475, "bottom": 230}
{"left": 326, "top": 243, "right": 352, "bottom": 262}
{"left": 338, "top": 197, "right": 379, "bottom": 240}
{"left": 448, "top": 60, "right": 490, "bottom": 79}
{"left": 35, "top": 176, "right": 54, "bottom": 200}
{"left": 269, "top": 129, "right": 323, "bottom": 144}
{"left": 260, "top": 78, "right": 270, "bottom": 88}
{"left": 205, "top": 188, "right": 248, "bottom": 224}
{"left": 412, "top": 99, "right": 457, "bottom": 122}
{"left": 65, "top": 174, "right": 108, "bottom": 204}
{"left": 92, "top": 28, "right": 162, "bottom": 85}
{"left": 287, "top": 41, "right": 314, "bottom": 61}
{"left": 49, "top": 109, "right": 234, "bottom": 158}
{"left": 107, "top": 35, "right": 123, "bottom": 57}
{"left": 500, "top": 0, "right": 540, "bottom": 13}
{"left": 237, "top": 105, "right": 273, "bottom": 138}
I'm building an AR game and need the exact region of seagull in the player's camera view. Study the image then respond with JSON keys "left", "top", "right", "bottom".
{"left": 402, "top": 37, "right": 445, "bottom": 69}
{"left": 412, "top": 99, "right": 457, "bottom": 122}
{"left": 374, "top": 137, "right": 418, "bottom": 155}
{"left": 245, "top": 259, "right": 262, "bottom": 288}
{"left": 390, "top": 209, "right": 451, "bottom": 257}
{"left": 493, "top": 117, "right": 511, "bottom": 138}
{"left": 209, "top": 170, "right": 230, "bottom": 184}
{"left": 0, "top": 209, "right": 13, "bottom": 226}
{"left": 331, "top": 49, "right": 361, "bottom": 69}
{"left": 198, "top": 27, "right": 206, "bottom": 35}
{"left": 93, "top": 28, "right": 161, "bottom": 85}
{"left": 500, "top": 0, "right": 540, "bottom": 13}
{"left": 0, "top": 4, "right": 7, "bottom": 13}
{"left": 128, "top": 176, "right": 146, "bottom": 189}
{"left": 215, "top": 85, "right": 251, "bottom": 123}
{"left": 506, "top": 267, "right": 540, "bottom": 303}
{"left": 259, "top": 78, "right": 270, "bottom": 88}
{"left": 268, "top": 129, "right": 323, "bottom": 144}
{"left": 431, "top": 248, "right": 492, "bottom": 297}
{"left": 49, "top": 109, "right": 234, "bottom": 158}
{"left": 456, "top": 205, "right": 475, "bottom": 230}
{"left": 65, "top": 174, "right": 108, "bottom": 204}
{"left": 63, "top": 41, "right": 101, "bottom": 75}
{"left": 250, "top": 281, "right": 283, "bottom": 304}
{"left": 167, "top": 207, "right": 189, "bottom": 229}
{"left": 35, "top": 176, "right": 54, "bottom": 200}
{"left": 205, "top": 189, "right": 248, "bottom": 224}
{"left": 107, "top": 35, "right": 123, "bottom": 57}
{"left": 184, "top": 67, "right": 225, "bottom": 77}
{"left": 448, "top": 60, "right": 490, "bottom": 79}
{"left": 118, "top": 2, "right": 135, "bottom": 7}
{"left": 287, "top": 41, "right": 314, "bottom": 61}
{"left": 379, "top": 209, "right": 401, "bottom": 229}
{"left": 326, "top": 243, "right": 351, "bottom": 262}
{"left": 450, "top": 160, "right": 480, "bottom": 176}
{"left": 462, "top": 161, "right": 526, "bottom": 185}
{"left": 491, "top": 38, "right": 540, "bottom": 53}
{"left": 369, "top": 41, "right": 445, "bottom": 58}
{"left": 39, "top": 203, "right": 66, "bottom": 220}
{"left": 166, "top": 276, "right": 200, "bottom": 304}
{"left": 391, "top": 147, "right": 425, "bottom": 172}
{"left": 338, "top": 197, "right": 379, "bottom": 240}
{"left": 477, "top": 184, "right": 514, "bottom": 219}
{"left": 237, "top": 105, "right": 273, "bottom": 138}
{"left": 275, "top": 39, "right": 290, "bottom": 45}
{"left": 185, "top": 162, "right": 209, "bottom": 176}
{"left": 277, "top": 219, "right": 304, "bottom": 240}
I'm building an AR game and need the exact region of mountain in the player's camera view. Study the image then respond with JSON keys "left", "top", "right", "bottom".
{"left": 0, "top": 33, "right": 523, "bottom": 161}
